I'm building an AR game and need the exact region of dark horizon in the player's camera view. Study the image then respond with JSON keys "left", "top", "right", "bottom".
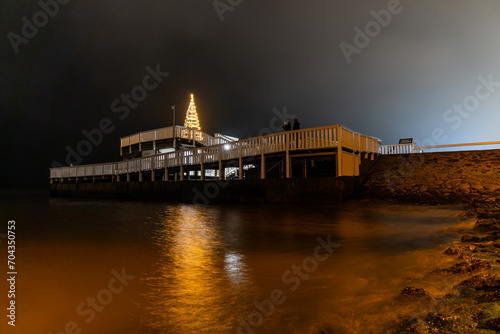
{"left": 2, "top": 0, "right": 500, "bottom": 189}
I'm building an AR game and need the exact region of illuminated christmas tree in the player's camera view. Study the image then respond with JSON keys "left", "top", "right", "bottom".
{"left": 183, "top": 94, "right": 201, "bottom": 131}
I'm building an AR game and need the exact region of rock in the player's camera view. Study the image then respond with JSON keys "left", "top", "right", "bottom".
{"left": 441, "top": 259, "right": 491, "bottom": 275}
{"left": 485, "top": 184, "right": 500, "bottom": 192}
{"left": 474, "top": 219, "right": 500, "bottom": 232}
{"left": 480, "top": 235, "right": 500, "bottom": 242}
{"left": 459, "top": 184, "right": 471, "bottom": 194}
{"left": 399, "top": 325, "right": 422, "bottom": 334}
{"left": 470, "top": 182, "right": 484, "bottom": 191}
{"left": 316, "top": 327, "right": 334, "bottom": 334}
{"left": 424, "top": 312, "right": 449, "bottom": 326}
{"left": 479, "top": 305, "right": 500, "bottom": 331}
{"left": 444, "top": 245, "right": 477, "bottom": 255}
{"left": 474, "top": 223, "right": 499, "bottom": 232}
{"left": 400, "top": 287, "right": 430, "bottom": 299}
{"left": 419, "top": 185, "right": 428, "bottom": 193}
{"left": 477, "top": 291, "right": 500, "bottom": 303}
{"left": 478, "top": 210, "right": 500, "bottom": 219}
{"left": 461, "top": 234, "right": 481, "bottom": 242}
{"left": 395, "top": 317, "right": 422, "bottom": 334}
{"left": 479, "top": 317, "right": 500, "bottom": 331}
{"left": 454, "top": 274, "right": 500, "bottom": 290}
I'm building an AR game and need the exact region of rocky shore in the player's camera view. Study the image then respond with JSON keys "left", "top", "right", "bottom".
{"left": 385, "top": 196, "right": 500, "bottom": 334}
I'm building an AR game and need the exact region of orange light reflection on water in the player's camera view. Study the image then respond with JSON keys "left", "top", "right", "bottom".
{"left": 143, "top": 205, "right": 252, "bottom": 333}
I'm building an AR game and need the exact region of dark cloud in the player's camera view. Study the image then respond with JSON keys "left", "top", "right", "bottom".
{"left": 2, "top": 0, "right": 500, "bottom": 188}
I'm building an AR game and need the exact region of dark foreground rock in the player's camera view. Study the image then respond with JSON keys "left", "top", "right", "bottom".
{"left": 461, "top": 234, "right": 481, "bottom": 242}
{"left": 399, "top": 287, "right": 431, "bottom": 299}
{"left": 473, "top": 219, "right": 500, "bottom": 232}
{"left": 444, "top": 244, "right": 477, "bottom": 255}
{"left": 439, "top": 259, "right": 491, "bottom": 275}
{"left": 454, "top": 274, "right": 500, "bottom": 291}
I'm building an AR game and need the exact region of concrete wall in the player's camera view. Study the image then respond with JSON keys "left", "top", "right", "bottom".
{"left": 50, "top": 177, "right": 360, "bottom": 204}
{"left": 362, "top": 150, "right": 500, "bottom": 203}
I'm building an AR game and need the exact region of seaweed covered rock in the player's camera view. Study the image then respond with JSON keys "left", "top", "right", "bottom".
{"left": 478, "top": 305, "right": 500, "bottom": 331}
{"left": 477, "top": 291, "right": 500, "bottom": 303}
{"left": 479, "top": 317, "right": 500, "bottom": 331}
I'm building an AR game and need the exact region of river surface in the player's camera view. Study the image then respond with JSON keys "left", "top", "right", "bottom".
{"left": 0, "top": 193, "right": 474, "bottom": 334}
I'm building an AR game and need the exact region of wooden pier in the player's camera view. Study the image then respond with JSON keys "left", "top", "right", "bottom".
{"left": 49, "top": 125, "right": 381, "bottom": 183}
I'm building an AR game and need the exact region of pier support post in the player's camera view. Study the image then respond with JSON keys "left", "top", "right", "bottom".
{"left": 219, "top": 161, "right": 224, "bottom": 181}
{"left": 238, "top": 157, "right": 243, "bottom": 180}
{"left": 151, "top": 170, "right": 155, "bottom": 182}
{"left": 286, "top": 153, "right": 291, "bottom": 178}
{"left": 164, "top": 167, "right": 169, "bottom": 181}
{"left": 117, "top": 174, "right": 120, "bottom": 182}
{"left": 286, "top": 134, "right": 291, "bottom": 178}
{"left": 139, "top": 172, "right": 143, "bottom": 182}
{"left": 126, "top": 173, "right": 130, "bottom": 182}
{"left": 201, "top": 164, "right": 205, "bottom": 181}
{"left": 303, "top": 158, "right": 308, "bottom": 178}
{"left": 336, "top": 128, "right": 343, "bottom": 177}
{"left": 180, "top": 165, "right": 184, "bottom": 181}
{"left": 336, "top": 148, "right": 343, "bottom": 177}
{"left": 260, "top": 153, "right": 265, "bottom": 179}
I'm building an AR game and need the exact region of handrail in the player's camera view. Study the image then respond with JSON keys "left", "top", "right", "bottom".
{"left": 120, "top": 125, "right": 225, "bottom": 148}
{"left": 50, "top": 125, "right": 381, "bottom": 179}
{"left": 380, "top": 141, "right": 500, "bottom": 154}
{"left": 380, "top": 143, "right": 416, "bottom": 154}
{"left": 416, "top": 141, "right": 500, "bottom": 152}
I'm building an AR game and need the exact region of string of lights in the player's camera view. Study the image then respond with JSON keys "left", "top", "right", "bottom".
{"left": 183, "top": 94, "right": 201, "bottom": 131}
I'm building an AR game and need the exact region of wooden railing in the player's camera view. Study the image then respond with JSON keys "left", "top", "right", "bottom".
{"left": 50, "top": 125, "right": 381, "bottom": 179}
{"left": 380, "top": 143, "right": 416, "bottom": 154}
{"left": 380, "top": 141, "right": 500, "bottom": 154}
{"left": 120, "top": 125, "right": 234, "bottom": 149}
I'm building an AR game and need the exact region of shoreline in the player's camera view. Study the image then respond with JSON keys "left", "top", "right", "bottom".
{"left": 386, "top": 195, "right": 500, "bottom": 333}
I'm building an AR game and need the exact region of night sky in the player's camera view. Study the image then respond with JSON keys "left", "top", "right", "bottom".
{"left": 2, "top": 0, "right": 500, "bottom": 189}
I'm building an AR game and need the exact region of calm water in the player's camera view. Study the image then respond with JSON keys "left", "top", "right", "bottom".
{"left": 0, "top": 193, "right": 473, "bottom": 334}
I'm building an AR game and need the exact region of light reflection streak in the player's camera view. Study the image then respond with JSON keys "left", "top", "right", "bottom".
{"left": 143, "top": 205, "right": 251, "bottom": 333}
{"left": 224, "top": 251, "right": 248, "bottom": 287}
